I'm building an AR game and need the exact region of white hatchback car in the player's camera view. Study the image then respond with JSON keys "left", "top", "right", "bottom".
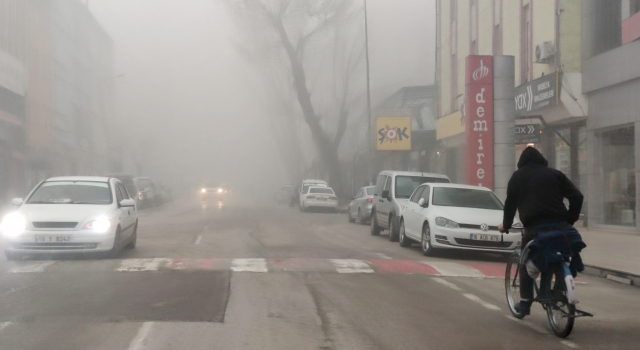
{"left": 300, "top": 186, "right": 338, "bottom": 212}
{"left": 1, "top": 176, "right": 138, "bottom": 260}
{"left": 398, "top": 183, "right": 520, "bottom": 255}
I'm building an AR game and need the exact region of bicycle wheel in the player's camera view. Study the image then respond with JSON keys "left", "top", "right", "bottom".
{"left": 505, "top": 254, "right": 525, "bottom": 319}
{"left": 543, "top": 265, "right": 575, "bottom": 338}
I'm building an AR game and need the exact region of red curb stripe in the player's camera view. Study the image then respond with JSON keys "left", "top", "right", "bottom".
{"left": 367, "top": 259, "right": 440, "bottom": 275}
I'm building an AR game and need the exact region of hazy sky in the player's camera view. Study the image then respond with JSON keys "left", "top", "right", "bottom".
{"left": 88, "top": 0, "right": 435, "bottom": 189}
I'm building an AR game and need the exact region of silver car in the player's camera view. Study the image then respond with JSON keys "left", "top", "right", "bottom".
{"left": 347, "top": 186, "right": 375, "bottom": 224}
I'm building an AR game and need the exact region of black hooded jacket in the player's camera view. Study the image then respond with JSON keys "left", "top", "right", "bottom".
{"left": 502, "top": 147, "right": 584, "bottom": 230}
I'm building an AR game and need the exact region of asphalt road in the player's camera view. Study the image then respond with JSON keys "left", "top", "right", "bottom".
{"left": 0, "top": 195, "right": 638, "bottom": 350}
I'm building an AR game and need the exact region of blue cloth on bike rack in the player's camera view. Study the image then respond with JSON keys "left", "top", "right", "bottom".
{"left": 528, "top": 226, "right": 587, "bottom": 277}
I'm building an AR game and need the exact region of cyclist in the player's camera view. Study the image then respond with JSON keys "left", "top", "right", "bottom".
{"left": 498, "top": 146, "right": 583, "bottom": 316}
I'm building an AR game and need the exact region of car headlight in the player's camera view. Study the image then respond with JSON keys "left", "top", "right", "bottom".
{"left": 84, "top": 217, "right": 112, "bottom": 233}
{"left": 138, "top": 193, "right": 144, "bottom": 200}
{"left": 217, "top": 188, "right": 223, "bottom": 193}
{"left": 201, "top": 188, "right": 206, "bottom": 193}
{"left": 435, "top": 217, "right": 460, "bottom": 229}
{"left": 0, "top": 212, "right": 27, "bottom": 236}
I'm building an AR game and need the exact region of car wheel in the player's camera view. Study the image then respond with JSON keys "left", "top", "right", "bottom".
{"left": 103, "top": 227, "right": 121, "bottom": 259}
{"left": 421, "top": 223, "right": 436, "bottom": 256}
{"left": 370, "top": 210, "right": 381, "bottom": 236}
{"left": 399, "top": 219, "right": 412, "bottom": 248}
{"left": 5, "top": 250, "right": 20, "bottom": 261}
{"left": 388, "top": 215, "right": 399, "bottom": 242}
{"left": 348, "top": 209, "right": 356, "bottom": 223}
{"left": 125, "top": 221, "right": 138, "bottom": 249}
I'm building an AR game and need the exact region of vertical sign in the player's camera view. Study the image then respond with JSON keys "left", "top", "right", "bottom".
{"left": 465, "top": 56, "right": 494, "bottom": 189}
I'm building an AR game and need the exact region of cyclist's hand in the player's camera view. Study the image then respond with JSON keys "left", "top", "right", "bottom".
{"left": 498, "top": 223, "right": 507, "bottom": 233}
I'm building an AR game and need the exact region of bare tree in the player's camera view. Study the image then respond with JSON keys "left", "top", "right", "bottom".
{"left": 223, "top": 0, "right": 365, "bottom": 195}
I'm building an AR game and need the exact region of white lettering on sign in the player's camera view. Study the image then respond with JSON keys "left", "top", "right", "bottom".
{"left": 473, "top": 120, "right": 488, "bottom": 131}
{"left": 478, "top": 138, "right": 484, "bottom": 150}
{"left": 477, "top": 153, "right": 484, "bottom": 165}
{"left": 538, "top": 81, "right": 550, "bottom": 90}
{"left": 477, "top": 168, "right": 485, "bottom": 179}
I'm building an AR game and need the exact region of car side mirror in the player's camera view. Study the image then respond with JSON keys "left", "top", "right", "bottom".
{"left": 381, "top": 190, "right": 390, "bottom": 201}
{"left": 11, "top": 198, "right": 23, "bottom": 206}
{"left": 418, "top": 198, "right": 428, "bottom": 208}
{"left": 120, "top": 199, "right": 136, "bottom": 208}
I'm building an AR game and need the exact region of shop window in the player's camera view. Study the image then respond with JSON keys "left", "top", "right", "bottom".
{"left": 601, "top": 126, "right": 635, "bottom": 227}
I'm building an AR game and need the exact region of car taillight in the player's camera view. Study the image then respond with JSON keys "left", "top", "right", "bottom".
{"left": 366, "top": 198, "right": 373, "bottom": 203}
{"left": 329, "top": 196, "right": 337, "bottom": 200}
{"left": 306, "top": 195, "right": 316, "bottom": 199}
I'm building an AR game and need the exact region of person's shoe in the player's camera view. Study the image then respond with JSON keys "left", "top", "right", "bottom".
{"left": 514, "top": 300, "right": 532, "bottom": 315}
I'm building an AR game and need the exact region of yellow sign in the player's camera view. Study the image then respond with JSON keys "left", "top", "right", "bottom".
{"left": 436, "top": 111, "right": 465, "bottom": 140}
{"left": 376, "top": 116, "right": 412, "bottom": 151}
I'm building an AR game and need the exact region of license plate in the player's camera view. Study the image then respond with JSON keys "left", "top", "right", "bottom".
{"left": 35, "top": 235, "right": 71, "bottom": 243}
{"left": 317, "top": 198, "right": 327, "bottom": 201}
{"left": 470, "top": 234, "right": 499, "bottom": 242}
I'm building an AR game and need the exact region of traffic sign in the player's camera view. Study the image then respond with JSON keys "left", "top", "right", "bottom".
{"left": 514, "top": 124, "right": 541, "bottom": 144}
{"left": 375, "top": 117, "right": 412, "bottom": 151}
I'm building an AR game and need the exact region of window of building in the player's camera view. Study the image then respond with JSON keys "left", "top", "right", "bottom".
{"left": 493, "top": 0, "right": 503, "bottom": 56}
{"left": 599, "top": 126, "right": 636, "bottom": 227}
{"left": 470, "top": 0, "right": 478, "bottom": 55}
{"left": 449, "top": 0, "right": 459, "bottom": 113}
{"left": 520, "top": 4, "right": 531, "bottom": 84}
{"left": 593, "top": 0, "right": 621, "bottom": 56}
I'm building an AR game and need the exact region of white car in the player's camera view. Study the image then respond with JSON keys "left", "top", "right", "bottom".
{"left": 398, "top": 183, "right": 520, "bottom": 255}
{"left": 298, "top": 179, "right": 328, "bottom": 208}
{"left": 1, "top": 176, "right": 138, "bottom": 260}
{"left": 300, "top": 186, "right": 338, "bottom": 212}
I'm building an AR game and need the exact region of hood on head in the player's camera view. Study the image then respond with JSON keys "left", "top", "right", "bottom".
{"left": 517, "top": 146, "right": 548, "bottom": 169}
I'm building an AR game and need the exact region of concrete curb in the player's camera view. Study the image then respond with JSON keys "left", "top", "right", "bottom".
{"left": 582, "top": 264, "right": 639, "bottom": 287}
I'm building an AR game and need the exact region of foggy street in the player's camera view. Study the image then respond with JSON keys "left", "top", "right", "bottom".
{"left": 0, "top": 196, "right": 638, "bottom": 350}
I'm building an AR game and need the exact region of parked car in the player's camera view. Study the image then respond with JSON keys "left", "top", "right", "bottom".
{"left": 370, "top": 171, "right": 450, "bottom": 241}
{"left": 0, "top": 176, "right": 138, "bottom": 260}
{"left": 298, "top": 179, "right": 328, "bottom": 207}
{"left": 300, "top": 186, "right": 338, "bottom": 212}
{"left": 107, "top": 173, "right": 140, "bottom": 205}
{"left": 347, "top": 186, "right": 375, "bottom": 224}
{"left": 398, "top": 183, "right": 520, "bottom": 255}
{"left": 134, "top": 177, "right": 161, "bottom": 208}
{"left": 276, "top": 186, "right": 295, "bottom": 204}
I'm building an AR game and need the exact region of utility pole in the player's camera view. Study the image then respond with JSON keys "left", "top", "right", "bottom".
{"left": 364, "top": 0, "right": 373, "bottom": 185}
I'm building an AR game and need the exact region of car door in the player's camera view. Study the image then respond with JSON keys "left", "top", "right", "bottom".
{"left": 118, "top": 183, "right": 136, "bottom": 238}
{"left": 378, "top": 176, "right": 393, "bottom": 228}
{"left": 373, "top": 175, "right": 385, "bottom": 224}
{"left": 414, "top": 185, "right": 432, "bottom": 233}
{"left": 403, "top": 185, "right": 425, "bottom": 239}
{"left": 350, "top": 190, "right": 362, "bottom": 216}
{"left": 113, "top": 182, "right": 129, "bottom": 239}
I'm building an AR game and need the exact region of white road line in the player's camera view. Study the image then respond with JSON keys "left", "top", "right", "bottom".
{"left": 463, "top": 293, "right": 501, "bottom": 311}
{"left": 10, "top": 261, "right": 55, "bottom": 273}
{"left": 560, "top": 340, "right": 580, "bottom": 349}
{"left": 330, "top": 259, "right": 374, "bottom": 273}
{"left": 421, "top": 261, "right": 484, "bottom": 277}
{"left": 127, "top": 322, "right": 154, "bottom": 350}
{"left": 0, "top": 322, "right": 11, "bottom": 332}
{"left": 194, "top": 235, "right": 202, "bottom": 245}
{"left": 231, "top": 258, "right": 268, "bottom": 272}
{"left": 504, "top": 315, "right": 547, "bottom": 334}
{"left": 432, "top": 277, "right": 462, "bottom": 291}
{"left": 117, "top": 258, "right": 170, "bottom": 272}
{"left": 376, "top": 253, "right": 393, "bottom": 260}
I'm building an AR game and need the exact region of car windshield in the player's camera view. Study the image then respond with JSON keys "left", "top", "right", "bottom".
{"left": 135, "top": 179, "right": 152, "bottom": 190}
{"left": 365, "top": 188, "right": 375, "bottom": 195}
{"left": 309, "top": 188, "right": 334, "bottom": 194}
{"left": 27, "top": 181, "right": 112, "bottom": 205}
{"left": 394, "top": 176, "right": 450, "bottom": 199}
{"left": 432, "top": 188, "right": 504, "bottom": 210}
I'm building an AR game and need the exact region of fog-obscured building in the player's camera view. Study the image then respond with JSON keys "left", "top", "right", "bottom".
{"left": 582, "top": 0, "right": 640, "bottom": 231}
{"left": 0, "top": 0, "right": 117, "bottom": 201}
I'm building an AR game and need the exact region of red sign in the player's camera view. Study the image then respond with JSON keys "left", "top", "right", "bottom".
{"left": 465, "top": 56, "right": 494, "bottom": 189}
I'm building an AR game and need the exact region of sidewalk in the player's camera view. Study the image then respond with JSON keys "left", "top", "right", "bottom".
{"left": 578, "top": 227, "right": 640, "bottom": 287}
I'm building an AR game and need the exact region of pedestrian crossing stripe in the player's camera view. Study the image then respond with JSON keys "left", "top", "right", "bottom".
{"left": 2, "top": 258, "right": 507, "bottom": 278}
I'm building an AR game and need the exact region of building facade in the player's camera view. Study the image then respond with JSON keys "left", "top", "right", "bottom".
{"left": 435, "top": 0, "right": 587, "bottom": 210}
{"left": 582, "top": 0, "right": 640, "bottom": 231}
{"left": 0, "top": 0, "right": 117, "bottom": 203}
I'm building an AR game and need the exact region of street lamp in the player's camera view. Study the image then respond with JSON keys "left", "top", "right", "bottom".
{"left": 364, "top": 0, "right": 373, "bottom": 185}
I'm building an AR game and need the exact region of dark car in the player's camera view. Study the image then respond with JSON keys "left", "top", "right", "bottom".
{"left": 134, "top": 177, "right": 162, "bottom": 209}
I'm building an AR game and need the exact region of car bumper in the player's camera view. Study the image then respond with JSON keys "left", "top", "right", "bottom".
{"left": 304, "top": 200, "right": 338, "bottom": 209}
{"left": 3, "top": 229, "right": 117, "bottom": 254}
{"left": 430, "top": 227, "right": 519, "bottom": 253}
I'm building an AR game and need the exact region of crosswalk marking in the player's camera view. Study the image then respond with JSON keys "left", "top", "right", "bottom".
{"left": 231, "top": 258, "right": 268, "bottom": 272}
{"left": 1, "top": 258, "right": 506, "bottom": 277}
{"left": 330, "top": 259, "right": 375, "bottom": 273}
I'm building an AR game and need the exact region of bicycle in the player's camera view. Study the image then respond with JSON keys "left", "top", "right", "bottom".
{"left": 504, "top": 224, "right": 593, "bottom": 338}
